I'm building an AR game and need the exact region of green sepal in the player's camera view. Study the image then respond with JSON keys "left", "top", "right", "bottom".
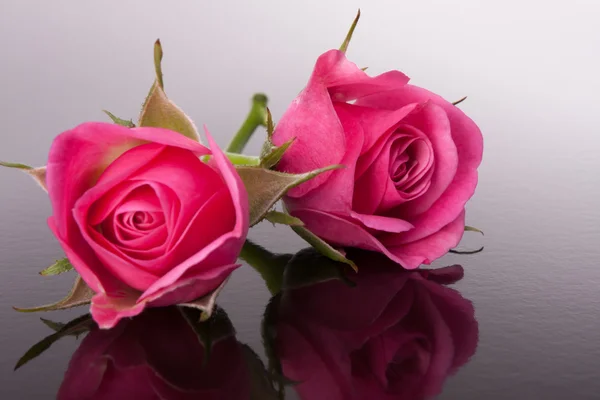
{"left": 260, "top": 138, "right": 295, "bottom": 169}
{"left": 281, "top": 204, "right": 357, "bottom": 271}
{"left": 452, "top": 96, "right": 467, "bottom": 106}
{"left": 138, "top": 39, "right": 200, "bottom": 142}
{"left": 339, "top": 9, "right": 361, "bottom": 53}
{"left": 14, "top": 275, "right": 94, "bottom": 313}
{"left": 39, "top": 258, "right": 74, "bottom": 276}
{"left": 0, "top": 162, "right": 47, "bottom": 191}
{"left": 465, "top": 225, "right": 484, "bottom": 235}
{"left": 236, "top": 164, "right": 343, "bottom": 227}
{"left": 259, "top": 108, "right": 295, "bottom": 169}
{"left": 0, "top": 161, "right": 33, "bottom": 170}
{"left": 103, "top": 110, "right": 135, "bottom": 127}
{"left": 179, "top": 277, "right": 229, "bottom": 322}
{"left": 264, "top": 210, "right": 304, "bottom": 227}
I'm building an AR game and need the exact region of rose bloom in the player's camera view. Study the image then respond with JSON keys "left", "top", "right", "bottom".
{"left": 57, "top": 307, "right": 250, "bottom": 400}
{"left": 46, "top": 123, "right": 248, "bottom": 328}
{"left": 272, "top": 49, "right": 483, "bottom": 269}
{"left": 275, "top": 252, "right": 478, "bottom": 400}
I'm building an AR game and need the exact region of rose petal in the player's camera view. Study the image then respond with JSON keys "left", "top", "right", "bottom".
{"left": 48, "top": 123, "right": 212, "bottom": 293}
{"left": 145, "top": 264, "right": 239, "bottom": 308}
{"left": 89, "top": 264, "right": 239, "bottom": 331}
{"left": 290, "top": 208, "right": 416, "bottom": 268}
{"left": 82, "top": 226, "right": 161, "bottom": 291}
{"left": 349, "top": 211, "right": 414, "bottom": 233}
{"left": 273, "top": 50, "right": 409, "bottom": 198}
{"left": 384, "top": 210, "right": 466, "bottom": 268}
{"left": 47, "top": 123, "right": 210, "bottom": 239}
{"left": 90, "top": 291, "right": 146, "bottom": 330}
{"left": 317, "top": 49, "right": 409, "bottom": 101}
{"left": 88, "top": 181, "right": 158, "bottom": 226}
{"left": 283, "top": 102, "right": 364, "bottom": 213}
{"left": 137, "top": 128, "right": 248, "bottom": 303}
{"left": 272, "top": 77, "right": 346, "bottom": 197}
{"left": 165, "top": 188, "right": 235, "bottom": 267}
{"left": 394, "top": 102, "right": 458, "bottom": 217}
{"left": 129, "top": 147, "right": 225, "bottom": 245}
{"left": 358, "top": 86, "right": 482, "bottom": 242}
{"left": 48, "top": 216, "right": 122, "bottom": 294}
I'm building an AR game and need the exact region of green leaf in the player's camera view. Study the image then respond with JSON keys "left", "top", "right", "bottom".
{"left": 39, "top": 258, "right": 73, "bottom": 276}
{"left": 138, "top": 39, "right": 200, "bottom": 142}
{"left": 14, "top": 275, "right": 94, "bottom": 313}
{"left": 236, "top": 164, "right": 343, "bottom": 227}
{"left": 282, "top": 248, "right": 356, "bottom": 290}
{"left": 465, "top": 225, "right": 484, "bottom": 235}
{"left": 339, "top": 9, "right": 361, "bottom": 53}
{"left": 103, "top": 110, "right": 135, "bottom": 127}
{"left": 452, "top": 96, "right": 467, "bottom": 106}
{"left": 15, "top": 314, "right": 94, "bottom": 370}
{"left": 264, "top": 210, "right": 304, "bottom": 227}
{"left": 180, "top": 277, "right": 229, "bottom": 322}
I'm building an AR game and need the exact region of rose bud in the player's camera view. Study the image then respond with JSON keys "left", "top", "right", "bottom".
{"left": 46, "top": 123, "right": 248, "bottom": 328}
{"left": 272, "top": 49, "right": 483, "bottom": 269}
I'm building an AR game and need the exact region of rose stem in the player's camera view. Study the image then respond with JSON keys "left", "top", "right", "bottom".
{"left": 226, "top": 93, "right": 268, "bottom": 154}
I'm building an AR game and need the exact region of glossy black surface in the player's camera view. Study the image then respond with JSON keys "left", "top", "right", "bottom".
{"left": 1, "top": 1, "right": 599, "bottom": 399}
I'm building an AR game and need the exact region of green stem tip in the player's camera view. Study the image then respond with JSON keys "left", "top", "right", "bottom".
{"left": 226, "top": 94, "right": 269, "bottom": 154}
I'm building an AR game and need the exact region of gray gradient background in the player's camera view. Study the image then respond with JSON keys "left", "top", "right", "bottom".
{"left": 1, "top": 0, "right": 599, "bottom": 399}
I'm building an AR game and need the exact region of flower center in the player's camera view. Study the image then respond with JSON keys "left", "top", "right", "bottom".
{"left": 96, "top": 184, "right": 169, "bottom": 258}
{"left": 388, "top": 129, "right": 434, "bottom": 200}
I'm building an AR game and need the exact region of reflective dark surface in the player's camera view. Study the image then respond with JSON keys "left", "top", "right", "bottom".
{"left": 2, "top": 0, "right": 600, "bottom": 399}
{"left": 14, "top": 249, "right": 477, "bottom": 400}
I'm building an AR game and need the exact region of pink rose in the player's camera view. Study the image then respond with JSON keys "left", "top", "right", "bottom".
{"left": 57, "top": 307, "right": 250, "bottom": 400}
{"left": 272, "top": 49, "right": 483, "bottom": 268}
{"left": 275, "top": 252, "right": 478, "bottom": 400}
{"left": 46, "top": 122, "right": 248, "bottom": 328}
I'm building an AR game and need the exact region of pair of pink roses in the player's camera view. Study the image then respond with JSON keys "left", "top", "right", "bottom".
{"left": 15, "top": 48, "right": 481, "bottom": 328}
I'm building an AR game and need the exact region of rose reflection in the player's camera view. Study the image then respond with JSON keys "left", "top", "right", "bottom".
{"left": 271, "top": 251, "right": 478, "bottom": 400}
{"left": 57, "top": 307, "right": 260, "bottom": 400}
{"left": 19, "top": 247, "right": 477, "bottom": 400}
